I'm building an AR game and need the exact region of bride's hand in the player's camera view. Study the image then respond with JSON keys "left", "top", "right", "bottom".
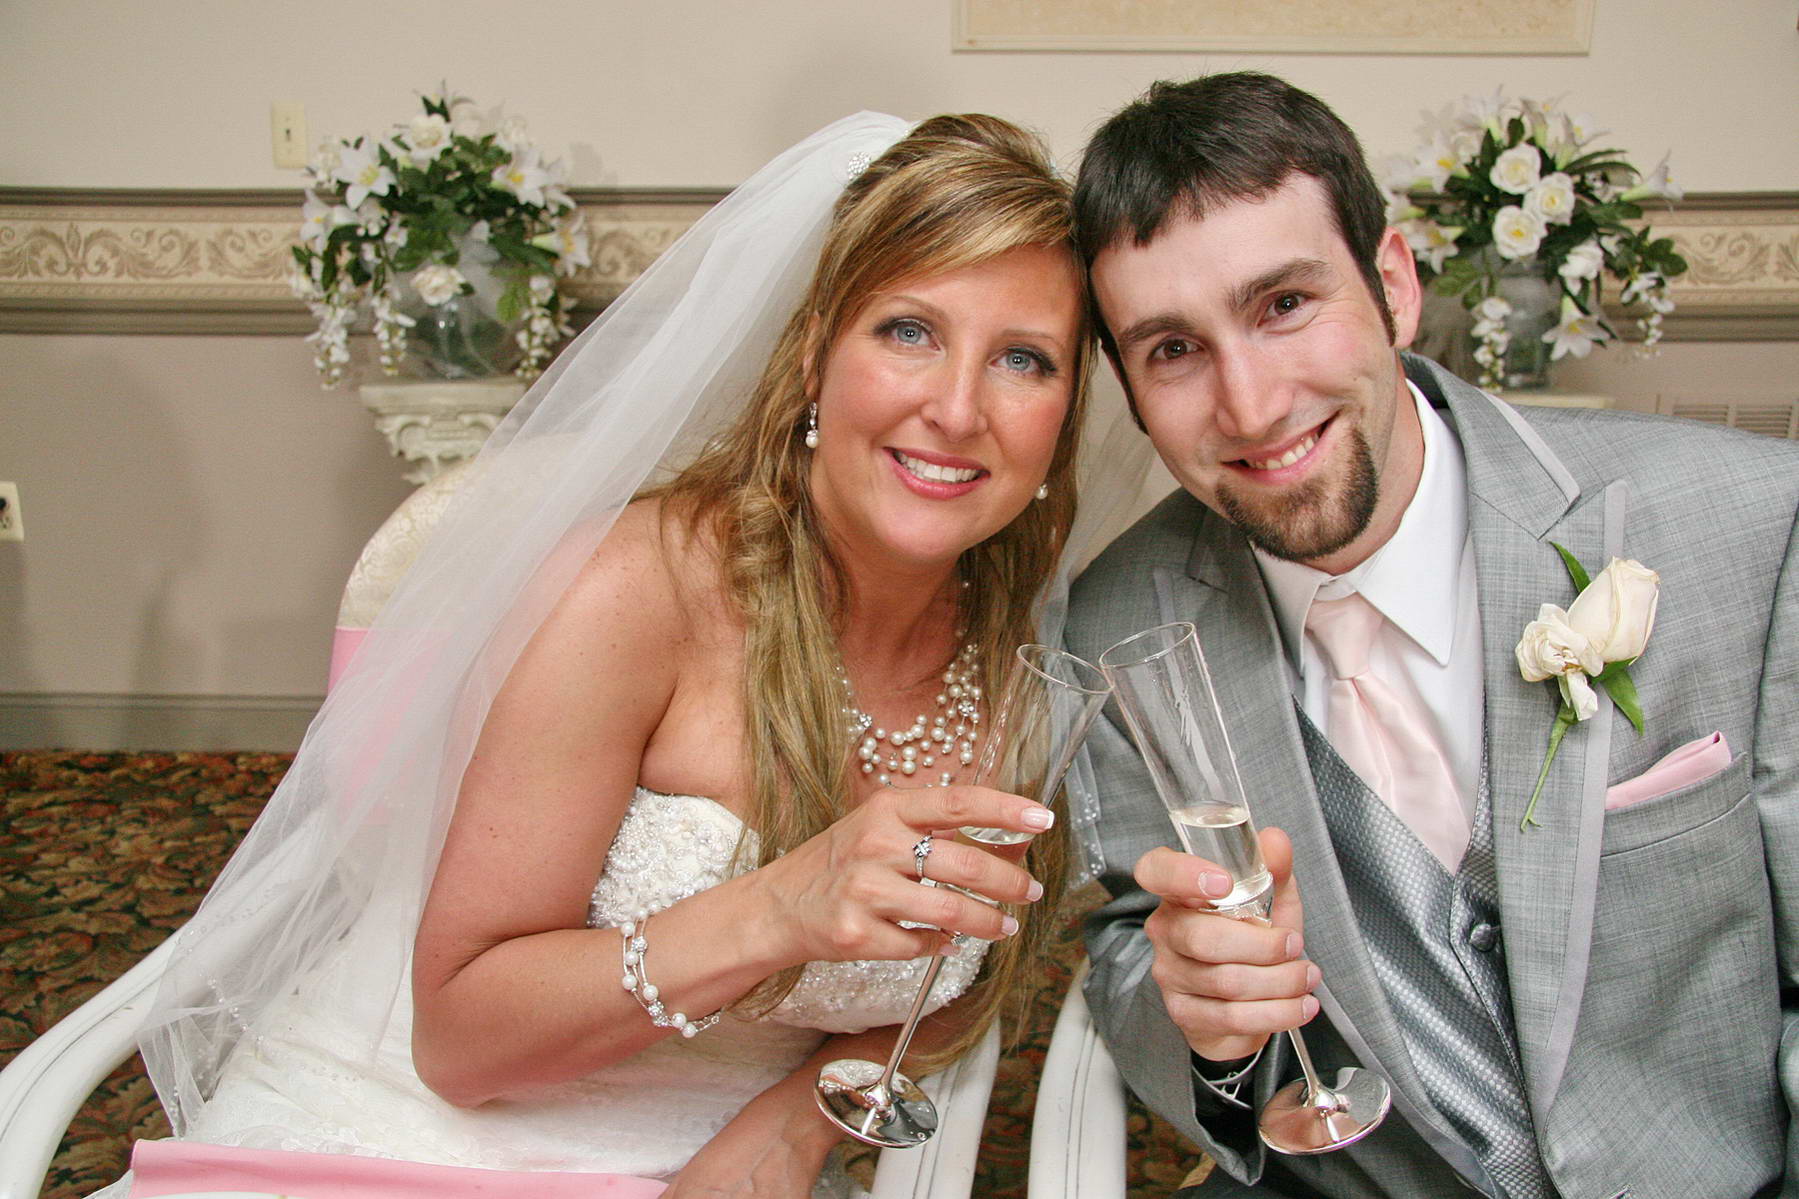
{"left": 664, "top": 1057, "right": 844, "bottom": 1199}
{"left": 746, "top": 784, "right": 1051, "bottom": 967}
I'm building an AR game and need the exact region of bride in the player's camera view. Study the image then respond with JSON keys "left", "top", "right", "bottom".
{"left": 95, "top": 112, "right": 1131, "bottom": 1198}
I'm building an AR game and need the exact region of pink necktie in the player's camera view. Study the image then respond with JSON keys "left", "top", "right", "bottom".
{"left": 1305, "top": 593, "right": 1470, "bottom": 870}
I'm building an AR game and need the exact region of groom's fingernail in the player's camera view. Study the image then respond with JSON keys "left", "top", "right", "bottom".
{"left": 1198, "top": 871, "right": 1230, "bottom": 897}
{"left": 1021, "top": 806, "right": 1054, "bottom": 831}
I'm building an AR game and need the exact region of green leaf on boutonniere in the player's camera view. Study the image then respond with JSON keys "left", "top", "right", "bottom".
{"left": 1595, "top": 661, "right": 1646, "bottom": 733}
{"left": 1552, "top": 541, "right": 1591, "bottom": 591}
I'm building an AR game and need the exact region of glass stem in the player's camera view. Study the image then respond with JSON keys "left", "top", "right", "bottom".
{"left": 1235, "top": 895, "right": 1337, "bottom": 1107}
{"left": 1286, "top": 1027, "right": 1337, "bottom": 1108}
{"left": 876, "top": 953, "right": 946, "bottom": 1093}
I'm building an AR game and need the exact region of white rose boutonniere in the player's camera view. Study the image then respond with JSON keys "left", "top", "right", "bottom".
{"left": 1515, "top": 545, "right": 1659, "bottom": 829}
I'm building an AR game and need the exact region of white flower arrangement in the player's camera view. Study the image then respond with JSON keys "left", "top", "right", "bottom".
{"left": 290, "top": 92, "right": 590, "bottom": 387}
{"left": 1385, "top": 89, "right": 1688, "bottom": 388}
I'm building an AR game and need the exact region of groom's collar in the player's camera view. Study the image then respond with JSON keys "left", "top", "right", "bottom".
{"left": 1402, "top": 352, "right": 1582, "bottom": 537}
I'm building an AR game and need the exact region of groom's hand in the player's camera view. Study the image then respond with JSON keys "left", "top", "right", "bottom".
{"left": 1134, "top": 827, "right": 1320, "bottom": 1062}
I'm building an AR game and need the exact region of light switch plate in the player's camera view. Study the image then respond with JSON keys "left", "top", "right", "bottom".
{"left": 271, "top": 101, "right": 308, "bottom": 170}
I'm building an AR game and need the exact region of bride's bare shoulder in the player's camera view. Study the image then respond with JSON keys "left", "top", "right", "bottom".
{"left": 553, "top": 497, "right": 731, "bottom": 644}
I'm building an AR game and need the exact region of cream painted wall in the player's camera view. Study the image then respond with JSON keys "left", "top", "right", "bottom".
{"left": 2, "top": 1, "right": 1795, "bottom": 746}
{"left": 4, "top": 1, "right": 1796, "bottom": 190}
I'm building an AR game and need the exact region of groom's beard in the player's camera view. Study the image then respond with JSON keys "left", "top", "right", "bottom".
{"left": 1217, "top": 426, "right": 1380, "bottom": 565}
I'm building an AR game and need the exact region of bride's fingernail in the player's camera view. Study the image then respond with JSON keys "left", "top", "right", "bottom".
{"left": 1001, "top": 914, "right": 1020, "bottom": 937}
{"left": 1025, "top": 879, "right": 1045, "bottom": 902}
{"left": 1021, "top": 806, "right": 1054, "bottom": 831}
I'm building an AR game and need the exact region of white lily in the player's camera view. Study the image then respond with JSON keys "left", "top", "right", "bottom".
{"left": 1623, "top": 153, "right": 1683, "bottom": 203}
{"left": 535, "top": 214, "right": 591, "bottom": 275}
{"left": 1542, "top": 297, "right": 1611, "bottom": 360}
{"left": 497, "top": 114, "right": 530, "bottom": 152}
{"left": 1460, "top": 85, "right": 1511, "bottom": 137}
{"left": 298, "top": 192, "right": 340, "bottom": 250}
{"left": 1385, "top": 190, "right": 1425, "bottom": 226}
{"left": 493, "top": 148, "right": 551, "bottom": 207}
{"left": 335, "top": 142, "right": 395, "bottom": 209}
{"left": 449, "top": 100, "right": 483, "bottom": 139}
{"left": 405, "top": 113, "right": 451, "bottom": 166}
{"left": 1400, "top": 218, "right": 1463, "bottom": 273}
{"left": 1620, "top": 271, "right": 1663, "bottom": 305}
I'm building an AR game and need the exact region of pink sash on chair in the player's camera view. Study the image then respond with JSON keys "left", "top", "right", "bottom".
{"left": 128, "top": 1141, "right": 668, "bottom": 1198}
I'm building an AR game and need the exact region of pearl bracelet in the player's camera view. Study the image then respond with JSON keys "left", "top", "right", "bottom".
{"left": 618, "top": 913, "right": 723, "bottom": 1039}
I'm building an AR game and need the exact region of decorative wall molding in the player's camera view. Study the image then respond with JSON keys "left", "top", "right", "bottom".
{"left": 2, "top": 187, "right": 1794, "bottom": 341}
{"left": 1650, "top": 193, "right": 1799, "bottom": 340}
{"left": 0, "top": 187, "right": 724, "bottom": 335}
{"left": 954, "top": 0, "right": 1593, "bottom": 55}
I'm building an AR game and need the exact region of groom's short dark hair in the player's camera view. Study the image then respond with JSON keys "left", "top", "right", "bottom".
{"left": 1075, "top": 72, "right": 1395, "bottom": 344}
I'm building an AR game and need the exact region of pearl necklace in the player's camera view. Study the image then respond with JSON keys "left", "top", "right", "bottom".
{"left": 838, "top": 641, "right": 982, "bottom": 788}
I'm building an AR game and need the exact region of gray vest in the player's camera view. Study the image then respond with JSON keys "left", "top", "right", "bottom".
{"left": 1298, "top": 709, "right": 1554, "bottom": 1199}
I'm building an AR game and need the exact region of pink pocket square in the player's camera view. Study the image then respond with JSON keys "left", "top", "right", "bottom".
{"left": 1605, "top": 732, "right": 1731, "bottom": 810}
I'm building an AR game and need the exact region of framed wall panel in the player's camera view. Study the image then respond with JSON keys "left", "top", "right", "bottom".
{"left": 953, "top": 0, "right": 1594, "bottom": 55}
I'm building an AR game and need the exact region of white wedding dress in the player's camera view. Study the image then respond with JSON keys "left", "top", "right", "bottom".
{"left": 94, "top": 787, "right": 988, "bottom": 1198}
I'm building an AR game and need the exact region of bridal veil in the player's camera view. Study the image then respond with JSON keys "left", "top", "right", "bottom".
{"left": 136, "top": 110, "right": 1151, "bottom": 1132}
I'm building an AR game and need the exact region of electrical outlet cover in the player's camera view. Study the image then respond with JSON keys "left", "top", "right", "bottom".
{"left": 0, "top": 481, "right": 21, "bottom": 541}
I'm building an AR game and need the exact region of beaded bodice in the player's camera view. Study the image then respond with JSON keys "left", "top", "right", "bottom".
{"left": 587, "top": 787, "right": 988, "bottom": 1033}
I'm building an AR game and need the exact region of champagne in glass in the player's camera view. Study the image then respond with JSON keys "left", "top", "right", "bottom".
{"left": 1098, "top": 621, "right": 1390, "bottom": 1155}
{"left": 813, "top": 645, "right": 1110, "bottom": 1148}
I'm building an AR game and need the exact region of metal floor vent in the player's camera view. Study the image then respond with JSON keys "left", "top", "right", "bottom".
{"left": 1657, "top": 397, "right": 1799, "bottom": 440}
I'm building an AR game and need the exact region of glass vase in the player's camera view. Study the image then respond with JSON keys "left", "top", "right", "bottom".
{"left": 1483, "top": 258, "right": 1558, "bottom": 392}
{"left": 400, "top": 236, "right": 525, "bottom": 380}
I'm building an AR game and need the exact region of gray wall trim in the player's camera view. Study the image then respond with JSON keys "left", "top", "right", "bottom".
{"left": 0, "top": 692, "right": 321, "bottom": 752}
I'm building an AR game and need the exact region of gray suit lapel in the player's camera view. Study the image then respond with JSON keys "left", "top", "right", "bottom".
{"left": 1166, "top": 507, "right": 1465, "bottom": 1164}
{"left": 1427, "top": 358, "right": 1619, "bottom": 1124}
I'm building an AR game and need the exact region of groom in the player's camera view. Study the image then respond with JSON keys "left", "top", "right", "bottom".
{"left": 1064, "top": 72, "right": 1799, "bottom": 1197}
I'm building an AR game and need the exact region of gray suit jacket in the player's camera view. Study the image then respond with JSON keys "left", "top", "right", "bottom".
{"left": 1066, "top": 354, "right": 1799, "bottom": 1198}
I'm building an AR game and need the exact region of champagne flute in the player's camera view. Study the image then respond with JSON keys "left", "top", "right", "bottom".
{"left": 814, "top": 645, "right": 1111, "bottom": 1148}
{"left": 1097, "top": 621, "right": 1390, "bottom": 1155}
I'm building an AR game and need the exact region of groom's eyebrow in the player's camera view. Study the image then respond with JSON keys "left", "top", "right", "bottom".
{"left": 1228, "top": 258, "right": 1331, "bottom": 314}
{"left": 1113, "top": 313, "right": 1195, "bottom": 358}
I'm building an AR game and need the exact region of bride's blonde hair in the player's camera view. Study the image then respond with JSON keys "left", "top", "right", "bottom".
{"left": 653, "top": 113, "right": 1089, "bottom": 1065}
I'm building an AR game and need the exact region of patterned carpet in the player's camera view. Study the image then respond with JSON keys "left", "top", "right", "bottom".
{"left": 1, "top": 750, "right": 1207, "bottom": 1198}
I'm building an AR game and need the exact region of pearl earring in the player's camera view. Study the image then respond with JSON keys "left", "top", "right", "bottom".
{"left": 804, "top": 402, "right": 820, "bottom": 449}
{"left": 1035, "top": 483, "right": 1049, "bottom": 501}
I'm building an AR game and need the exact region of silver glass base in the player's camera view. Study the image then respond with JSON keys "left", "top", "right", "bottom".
{"left": 1258, "top": 1066, "right": 1391, "bottom": 1155}
{"left": 814, "top": 1058, "right": 938, "bottom": 1149}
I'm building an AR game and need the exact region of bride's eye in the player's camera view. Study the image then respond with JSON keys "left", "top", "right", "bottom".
{"left": 878, "top": 317, "right": 932, "bottom": 348}
{"left": 999, "top": 347, "right": 1055, "bottom": 377}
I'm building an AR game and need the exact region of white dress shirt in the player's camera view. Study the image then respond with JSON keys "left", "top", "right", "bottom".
{"left": 1253, "top": 381, "right": 1485, "bottom": 828}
